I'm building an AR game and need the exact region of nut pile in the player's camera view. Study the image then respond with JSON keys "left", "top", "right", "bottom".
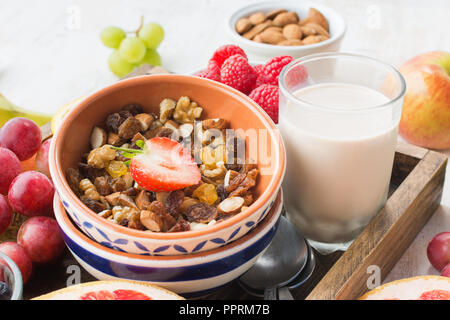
{"left": 66, "top": 97, "right": 259, "bottom": 233}
{"left": 235, "top": 8, "right": 330, "bottom": 46}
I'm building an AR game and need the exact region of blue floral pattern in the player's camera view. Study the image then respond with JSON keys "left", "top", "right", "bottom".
{"left": 60, "top": 190, "right": 279, "bottom": 255}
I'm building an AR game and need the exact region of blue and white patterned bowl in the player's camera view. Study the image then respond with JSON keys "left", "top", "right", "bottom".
{"left": 54, "top": 191, "right": 282, "bottom": 297}
{"left": 49, "top": 74, "right": 286, "bottom": 255}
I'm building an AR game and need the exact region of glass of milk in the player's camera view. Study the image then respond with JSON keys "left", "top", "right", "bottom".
{"left": 278, "top": 53, "right": 406, "bottom": 253}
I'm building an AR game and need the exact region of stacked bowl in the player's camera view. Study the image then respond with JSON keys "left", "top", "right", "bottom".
{"left": 49, "top": 74, "right": 286, "bottom": 297}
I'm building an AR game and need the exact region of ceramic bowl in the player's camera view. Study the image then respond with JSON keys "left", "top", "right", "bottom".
{"left": 49, "top": 74, "right": 286, "bottom": 255}
{"left": 227, "top": 1, "right": 346, "bottom": 61}
{"left": 54, "top": 191, "right": 283, "bottom": 297}
{"left": 0, "top": 251, "right": 23, "bottom": 300}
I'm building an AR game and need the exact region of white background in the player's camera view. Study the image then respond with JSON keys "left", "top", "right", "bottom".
{"left": 0, "top": 0, "right": 449, "bottom": 286}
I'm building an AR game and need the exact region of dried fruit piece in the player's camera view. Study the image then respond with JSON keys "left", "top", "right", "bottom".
{"left": 122, "top": 103, "right": 144, "bottom": 116}
{"left": 118, "top": 117, "right": 144, "bottom": 140}
{"left": 229, "top": 169, "right": 259, "bottom": 197}
{"left": 136, "top": 190, "right": 152, "bottom": 210}
{"left": 66, "top": 168, "right": 82, "bottom": 196}
{"left": 106, "top": 113, "right": 122, "bottom": 133}
{"left": 192, "top": 183, "right": 218, "bottom": 205}
{"left": 106, "top": 160, "right": 128, "bottom": 178}
{"left": 168, "top": 216, "right": 190, "bottom": 232}
{"left": 94, "top": 176, "right": 112, "bottom": 196}
{"left": 186, "top": 202, "right": 218, "bottom": 223}
{"left": 217, "top": 196, "right": 244, "bottom": 215}
{"left": 180, "top": 197, "right": 199, "bottom": 212}
{"left": 165, "top": 190, "right": 184, "bottom": 217}
{"left": 82, "top": 198, "right": 106, "bottom": 213}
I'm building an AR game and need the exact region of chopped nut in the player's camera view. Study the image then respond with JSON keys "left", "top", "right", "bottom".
{"left": 122, "top": 172, "right": 134, "bottom": 189}
{"left": 156, "top": 127, "right": 175, "bottom": 138}
{"left": 140, "top": 210, "right": 164, "bottom": 232}
{"left": 136, "top": 190, "right": 152, "bottom": 210}
{"left": 98, "top": 209, "right": 112, "bottom": 218}
{"left": 131, "top": 132, "right": 146, "bottom": 144}
{"left": 242, "top": 191, "right": 253, "bottom": 206}
{"left": 79, "top": 179, "right": 101, "bottom": 201}
{"left": 164, "top": 120, "right": 179, "bottom": 131}
{"left": 87, "top": 145, "right": 116, "bottom": 169}
{"left": 202, "top": 118, "right": 226, "bottom": 130}
{"left": 224, "top": 169, "right": 239, "bottom": 188}
{"left": 118, "top": 193, "right": 138, "bottom": 210}
{"left": 179, "top": 123, "right": 194, "bottom": 138}
{"left": 159, "top": 98, "right": 176, "bottom": 123}
{"left": 112, "top": 206, "right": 137, "bottom": 225}
{"left": 90, "top": 127, "right": 107, "bottom": 149}
{"left": 107, "top": 132, "right": 124, "bottom": 147}
{"left": 173, "top": 96, "right": 203, "bottom": 123}
{"left": 155, "top": 192, "right": 170, "bottom": 205}
{"left": 218, "top": 196, "right": 245, "bottom": 214}
{"left": 201, "top": 161, "right": 227, "bottom": 179}
{"left": 110, "top": 177, "right": 127, "bottom": 192}
{"left": 134, "top": 113, "right": 154, "bottom": 131}
{"left": 149, "top": 119, "right": 163, "bottom": 130}
{"left": 105, "top": 192, "right": 121, "bottom": 206}
{"left": 118, "top": 116, "right": 144, "bottom": 140}
{"left": 94, "top": 176, "right": 112, "bottom": 196}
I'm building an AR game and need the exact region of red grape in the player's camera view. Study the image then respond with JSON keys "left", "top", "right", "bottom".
{"left": 17, "top": 216, "right": 65, "bottom": 264}
{"left": 0, "top": 242, "right": 33, "bottom": 284}
{"left": 8, "top": 171, "right": 54, "bottom": 217}
{"left": 0, "top": 195, "right": 12, "bottom": 234}
{"left": 0, "top": 147, "right": 22, "bottom": 195}
{"left": 427, "top": 232, "right": 450, "bottom": 271}
{"left": 0, "top": 117, "right": 42, "bottom": 161}
{"left": 35, "top": 138, "right": 51, "bottom": 178}
{"left": 441, "top": 264, "right": 450, "bottom": 277}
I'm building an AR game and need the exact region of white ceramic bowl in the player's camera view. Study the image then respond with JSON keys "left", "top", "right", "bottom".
{"left": 227, "top": 1, "right": 346, "bottom": 61}
{"left": 54, "top": 192, "right": 283, "bottom": 297}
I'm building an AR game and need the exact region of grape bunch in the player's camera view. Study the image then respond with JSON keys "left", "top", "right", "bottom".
{"left": 100, "top": 21, "right": 164, "bottom": 77}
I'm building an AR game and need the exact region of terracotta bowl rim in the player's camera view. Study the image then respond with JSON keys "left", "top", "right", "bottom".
{"left": 49, "top": 74, "right": 286, "bottom": 240}
{"left": 54, "top": 191, "right": 282, "bottom": 261}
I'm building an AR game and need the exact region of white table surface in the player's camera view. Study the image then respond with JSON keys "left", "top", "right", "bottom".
{"left": 1, "top": 0, "right": 449, "bottom": 286}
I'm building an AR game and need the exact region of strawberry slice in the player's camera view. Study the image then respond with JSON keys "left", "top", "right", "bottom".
{"left": 130, "top": 137, "right": 201, "bottom": 192}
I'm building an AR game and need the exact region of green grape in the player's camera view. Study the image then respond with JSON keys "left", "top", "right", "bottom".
{"left": 136, "top": 49, "right": 161, "bottom": 67}
{"left": 100, "top": 26, "right": 126, "bottom": 49}
{"left": 118, "top": 37, "right": 146, "bottom": 63}
{"left": 108, "top": 50, "right": 134, "bottom": 77}
{"left": 138, "top": 23, "right": 164, "bottom": 49}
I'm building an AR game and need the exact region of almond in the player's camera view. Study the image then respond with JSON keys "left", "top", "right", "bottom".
{"left": 273, "top": 11, "right": 298, "bottom": 27}
{"left": 243, "top": 21, "right": 272, "bottom": 40}
{"left": 217, "top": 196, "right": 245, "bottom": 215}
{"left": 90, "top": 127, "right": 107, "bottom": 150}
{"left": 249, "top": 11, "right": 266, "bottom": 25}
{"left": 178, "top": 123, "right": 194, "bottom": 138}
{"left": 235, "top": 17, "right": 252, "bottom": 34}
{"left": 134, "top": 113, "right": 154, "bottom": 131}
{"left": 265, "top": 9, "right": 287, "bottom": 20}
{"left": 303, "top": 22, "right": 330, "bottom": 37}
{"left": 265, "top": 26, "right": 283, "bottom": 33}
{"left": 299, "top": 8, "right": 329, "bottom": 32}
{"left": 299, "top": 25, "right": 318, "bottom": 37}
{"left": 259, "top": 29, "right": 286, "bottom": 44}
{"left": 302, "top": 35, "right": 328, "bottom": 45}
{"left": 140, "top": 210, "right": 164, "bottom": 232}
{"left": 283, "top": 24, "right": 303, "bottom": 40}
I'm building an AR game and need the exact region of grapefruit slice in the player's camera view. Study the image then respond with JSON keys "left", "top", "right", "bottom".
{"left": 51, "top": 96, "right": 85, "bottom": 134}
{"left": 33, "top": 280, "right": 184, "bottom": 300}
{"left": 359, "top": 276, "right": 450, "bottom": 300}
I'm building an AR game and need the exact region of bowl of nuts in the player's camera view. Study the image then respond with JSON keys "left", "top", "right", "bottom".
{"left": 49, "top": 74, "right": 285, "bottom": 255}
{"left": 227, "top": 1, "right": 346, "bottom": 61}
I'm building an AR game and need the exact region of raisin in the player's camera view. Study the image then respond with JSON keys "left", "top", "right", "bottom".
{"left": 122, "top": 103, "right": 144, "bottom": 116}
{"left": 216, "top": 184, "right": 228, "bottom": 201}
{"left": 184, "top": 182, "right": 203, "bottom": 197}
{"left": 225, "top": 172, "right": 246, "bottom": 193}
{"left": 156, "top": 127, "right": 174, "bottom": 138}
{"left": 149, "top": 200, "right": 166, "bottom": 216}
{"left": 78, "top": 163, "right": 106, "bottom": 181}
{"left": 106, "top": 113, "right": 122, "bottom": 133}
{"left": 229, "top": 169, "right": 259, "bottom": 197}
{"left": 165, "top": 190, "right": 184, "bottom": 217}
{"left": 168, "top": 217, "right": 191, "bottom": 232}
{"left": 119, "top": 218, "right": 129, "bottom": 227}
{"left": 94, "top": 176, "right": 112, "bottom": 196}
{"left": 82, "top": 198, "right": 106, "bottom": 213}
{"left": 122, "top": 187, "right": 138, "bottom": 197}
{"left": 118, "top": 110, "right": 133, "bottom": 120}
{"left": 66, "top": 168, "right": 82, "bottom": 196}
{"left": 186, "top": 203, "right": 218, "bottom": 223}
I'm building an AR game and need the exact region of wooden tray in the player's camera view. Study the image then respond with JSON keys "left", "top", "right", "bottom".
{"left": 21, "top": 66, "right": 448, "bottom": 299}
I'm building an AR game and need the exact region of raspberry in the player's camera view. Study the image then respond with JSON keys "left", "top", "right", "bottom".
{"left": 195, "top": 60, "right": 220, "bottom": 82}
{"left": 248, "top": 84, "right": 279, "bottom": 124}
{"left": 211, "top": 44, "right": 247, "bottom": 67}
{"left": 257, "top": 55, "right": 293, "bottom": 86}
{"left": 220, "top": 54, "right": 257, "bottom": 94}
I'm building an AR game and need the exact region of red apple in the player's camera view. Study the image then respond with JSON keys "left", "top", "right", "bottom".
{"left": 398, "top": 51, "right": 450, "bottom": 150}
